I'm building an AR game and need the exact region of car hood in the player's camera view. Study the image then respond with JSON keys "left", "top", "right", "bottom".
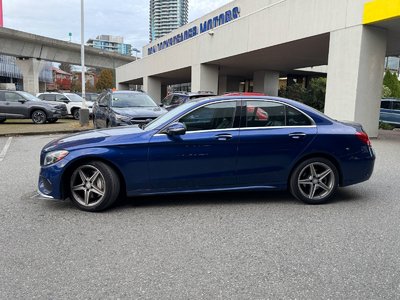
{"left": 43, "top": 126, "right": 146, "bottom": 152}
{"left": 111, "top": 106, "right": 166, "bottom": 117}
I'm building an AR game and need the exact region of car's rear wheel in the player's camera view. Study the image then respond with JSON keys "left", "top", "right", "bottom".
{"left": 72, "top": 109, "right": 80, "bottom": 120}
{"left": 290, "top": 157, "right": 338, "bottom": 204}
{"left": 69, "top": 161, "right": 120, "bottom": 212}
{"left": 48, "top": 118, "right": 58, "bottom": 123}
{"left": 31, "top": 110, "right": 47, "bottom": 124}
{"left": 0, "top": 118, "right": 6, "bottom": 124}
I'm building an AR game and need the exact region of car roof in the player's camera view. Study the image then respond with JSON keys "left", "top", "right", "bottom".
{"left": 189, "top": 95, "right": 334, "bottom": 125}
{"left": 382, "top": 98, "right": 400, "bottom": 101}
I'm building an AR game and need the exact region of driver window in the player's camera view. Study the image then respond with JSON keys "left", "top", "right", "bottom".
{"left": 179, "top": 102, "right": 236, "bottom": 132}
{"left": 56, "top": 94, "right": 68, "bottom": 101}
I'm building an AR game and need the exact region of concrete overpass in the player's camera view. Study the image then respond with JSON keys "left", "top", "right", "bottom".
{"left": 116, "top": 0, "right": 400, "bottom": 137}
{"left": 0, "top": 27, "right": 135, "bottom": 94}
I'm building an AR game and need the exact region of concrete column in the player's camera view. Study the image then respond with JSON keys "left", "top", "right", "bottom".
{"left": 325, "top": 26, "right": 387, "bottom": 138}
{"left": 191, "top": 64, "right": 219, "bottom": 94}
{"left": 253, "top": 71, "right": 280, "bottom": 96}
{"left": 15, "top": 58, "right": 45, "bottom": 95}
{"left": 218, "top": 75, "right": 228, "bottom": 95}
{"left": 143, "top": 76, "right": 162, "bottom": 104}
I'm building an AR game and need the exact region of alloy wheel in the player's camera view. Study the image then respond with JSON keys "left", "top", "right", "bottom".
{"left": 32, "top": 110, "right": 46, "bottom": 124}
{"left": 70, "top": 165, "right": 106, "bottom": 207}
{"left": 297, "top": 162, "right": 335, "bottom": 200}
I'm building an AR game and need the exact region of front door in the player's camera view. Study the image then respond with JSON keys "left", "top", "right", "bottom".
{"left": 148, "top": 101, "right": 240, "bottom": 190}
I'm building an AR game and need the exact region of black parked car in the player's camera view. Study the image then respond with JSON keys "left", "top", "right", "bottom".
{"left": 0, "top": 90, "right": 67, "bottom": 124}
{"left": 93, "top": 90, "right": 167, "bottom": 128}
{"left": 161, "top": 91, "right": 216, "bottom": 111}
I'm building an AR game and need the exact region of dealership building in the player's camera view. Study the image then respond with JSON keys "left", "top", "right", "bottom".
{"left": 116, "top": 0, "right": 400, "bottom": 137}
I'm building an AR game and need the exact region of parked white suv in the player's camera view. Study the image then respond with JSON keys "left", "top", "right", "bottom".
{"left": 37, "top": 92, "right": 94, "bottom": 119}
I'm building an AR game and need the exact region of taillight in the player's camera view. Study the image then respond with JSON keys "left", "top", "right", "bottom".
{"left": 356, "top": 131, "right": 371, "bottom": 147}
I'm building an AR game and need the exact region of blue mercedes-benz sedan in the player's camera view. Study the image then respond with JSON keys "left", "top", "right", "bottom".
{"left": 38, "top": 96, "right": 375, "bottom": 212}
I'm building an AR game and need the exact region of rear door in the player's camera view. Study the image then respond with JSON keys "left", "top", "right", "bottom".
{"left": 237, "top": 100, "right": 317, "bottom": 187}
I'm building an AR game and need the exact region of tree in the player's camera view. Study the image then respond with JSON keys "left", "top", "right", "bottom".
{"left": 279, "top": 77, "right": 326, "bottom": 112}
{"left": 382, "top": 85, "right": 392, "bottom": 98}
{"left": 383, "top": 70, "right": 400, "bottom": 98}
{"left": 59, "top": 62, "right": 72, "bottom": 74}
{"left": 95, "top": 69, "right": 114, "bottom": 91}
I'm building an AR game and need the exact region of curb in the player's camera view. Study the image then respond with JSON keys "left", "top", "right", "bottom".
{"left": 0, "top": 129, "right": 92, "bottom": 137}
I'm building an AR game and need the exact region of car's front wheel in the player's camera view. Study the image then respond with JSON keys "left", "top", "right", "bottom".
{"left": 69, "top": 161, "right": 120, "bottom": 212}
{"left": 0, "top": 118, "right": 6, "bottom": 124}
{"left": 290, "top": 157, "right": 339, "bottom": 204}
{"left": 31, "top": 110, "right": 47, "bottom": 124}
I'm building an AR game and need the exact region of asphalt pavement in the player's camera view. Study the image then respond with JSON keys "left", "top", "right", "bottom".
{"left": 0, "top": 132, "right": 399, "bottom": 299}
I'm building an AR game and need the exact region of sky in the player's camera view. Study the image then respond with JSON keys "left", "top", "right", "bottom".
{"left": 3, "top": 0, "right": 232, "bottom": 57}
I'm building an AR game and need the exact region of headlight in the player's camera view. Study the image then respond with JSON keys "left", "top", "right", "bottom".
{"left": 115, "top": 114, "right": 131, "bottom": 123}
{"left": 44, "top": 150, "right": 69, "bottom": 166}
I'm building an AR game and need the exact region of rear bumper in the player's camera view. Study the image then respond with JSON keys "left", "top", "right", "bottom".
{"left": 340, "top": 147, "right": 376, "bottom": 187}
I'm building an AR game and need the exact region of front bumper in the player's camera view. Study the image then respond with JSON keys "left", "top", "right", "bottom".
{"left": 38, "top": 161, "right": 65, "bottom": 200}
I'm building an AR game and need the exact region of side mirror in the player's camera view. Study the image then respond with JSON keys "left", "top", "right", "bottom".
{"left": 18, "top": 99, "right": 26, "bottom": 103}
{"left": 61, "top": 99, "right": 70, "bottom": 103}
{"left": 159, "top": 103, "right": 164, "bottom": 107}
{"left": 164, "top": 122, "right": 186, "bottom": 136}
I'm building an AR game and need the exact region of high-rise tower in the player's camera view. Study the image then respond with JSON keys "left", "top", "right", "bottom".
{"left": 149, "top": 0, "right": 188, "bottom": 42}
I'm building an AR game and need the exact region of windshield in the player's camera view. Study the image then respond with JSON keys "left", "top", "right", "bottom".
{"left": 111, "top": 93, "right": 157, "bottom": 108}
{"left": 18, "top": 92, "right": 40, "bottom": 102}
{"left": 65, "top": 93, "right": 84, "bottom": 102}
{"left": 144, "top": 101, "right": 195, "bottom": 131}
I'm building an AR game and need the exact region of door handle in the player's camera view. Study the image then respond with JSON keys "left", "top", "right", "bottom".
{"left": 215, "top": 133, "right": 233, "bottom": 141}
{"left": 289, "top": 132, "right": 307, "bottom": 139}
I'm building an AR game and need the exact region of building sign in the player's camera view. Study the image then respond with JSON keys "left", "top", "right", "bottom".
{"left": 147, "top": 7, "right": 240, "bottom": 55}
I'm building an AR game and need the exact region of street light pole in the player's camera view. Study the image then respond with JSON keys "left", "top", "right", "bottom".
{"left": 79, "top": 0, "right": 89, "bottom": 126}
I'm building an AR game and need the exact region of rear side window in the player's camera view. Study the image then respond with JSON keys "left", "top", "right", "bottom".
{"left": 44, "top": 94, "right": 56, "bottom": 101}
{"left": 393, "top": 102, "right": 400, "bottom": 110}
{"left": 381, "top": 101, "right": 391, "bottom": 109}
{"left": 286, "top": 106, "right": 312, "bottom": 126}
{"left": 245, "top": 101, "right": 285, "bottom": 127}
{"left": 244, "top": 100, "right": 312, "bottom": 128}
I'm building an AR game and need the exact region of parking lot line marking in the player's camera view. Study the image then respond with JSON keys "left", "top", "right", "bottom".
{"left": 0, "top": 137, "right": 12, "bottom": 162}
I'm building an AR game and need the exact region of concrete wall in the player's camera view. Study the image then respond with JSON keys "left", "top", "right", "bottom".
{"left": 117, "top": 0, "right": 369, "bottom": 84}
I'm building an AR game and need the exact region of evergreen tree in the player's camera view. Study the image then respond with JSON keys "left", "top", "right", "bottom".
{"left": 383, "top": 70, "right": 400, "bottom": 98}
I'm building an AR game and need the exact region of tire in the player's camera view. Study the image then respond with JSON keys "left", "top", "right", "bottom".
{"left": 69, "top": 161, "right": 120, "bottom": 212}
{"left": 48, "top": 118, "right": 58, "bottom": 123}
{"left": 72, "top": 109, "right": 80, "bottom": 120}
{"left": 290, "top": 157, "right": 339, "bottom": 205}
{"left": 31, "top": 110, "right": 47, "bottom": 124}
{"left": 0, "top": 118, "right": 6, "bottom": 124}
